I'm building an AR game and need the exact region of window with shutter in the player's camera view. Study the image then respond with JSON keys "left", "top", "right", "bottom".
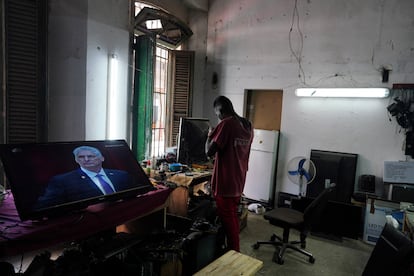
{"left": 168, "top": 50, "right": 194, "bottom": 147}
{"left": 3, "top": 0, "right": 47, "bottom": 143}
{"left": 133, "top": 2, "right": 194, "bottom": 160}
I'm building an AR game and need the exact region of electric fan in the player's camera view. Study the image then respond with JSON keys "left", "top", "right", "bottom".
{"left": 287, "top": 157, "right": 316, "bottom": 196}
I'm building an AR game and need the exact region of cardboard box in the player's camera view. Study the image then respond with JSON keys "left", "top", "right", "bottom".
{"left": 363, "top": 197, "right": 400, "bottom": 245}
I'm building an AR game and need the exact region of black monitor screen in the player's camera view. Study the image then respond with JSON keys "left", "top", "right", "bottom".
{"left": 307, "top": 149, "right": 358, "bottom": 203}
{"left": 0, "top": 140, "right": 154, "bottom": 221}
{"left": 176, "top": 118, "right": 210, "bottom": 165}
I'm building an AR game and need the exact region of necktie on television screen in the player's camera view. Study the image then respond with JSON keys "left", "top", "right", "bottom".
{"left": 96, "top": 174, "right": 115, "bottom": 194}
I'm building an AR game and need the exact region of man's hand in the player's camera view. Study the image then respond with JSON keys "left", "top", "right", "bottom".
{"left": 208, "top": 125, "right": 215, "bottom": 138}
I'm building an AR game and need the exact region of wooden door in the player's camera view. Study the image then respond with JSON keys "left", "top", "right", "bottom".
{"left": 245, "top": 90, "right": 283, "bottom": 130}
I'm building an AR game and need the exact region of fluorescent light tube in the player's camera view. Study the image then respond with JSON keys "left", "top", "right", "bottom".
{"left": 107, "top": 54, "right": 119, "bottom": 139}
{"left": 295, "top": 88, "right": 390, "bottom": 98}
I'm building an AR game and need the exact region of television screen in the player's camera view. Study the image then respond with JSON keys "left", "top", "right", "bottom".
{"left": 0, "top": 140, "right": 155, "bottom": 221}
{"left": 176, "top": 117, "right": 210, "bottom": 165}
{"left": 307, "top": 149, "right": 358, "bottom": 203}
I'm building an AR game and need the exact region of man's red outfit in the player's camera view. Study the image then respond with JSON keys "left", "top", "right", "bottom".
{"left": 209, "top": 116, "right": 253, "bottom": 251}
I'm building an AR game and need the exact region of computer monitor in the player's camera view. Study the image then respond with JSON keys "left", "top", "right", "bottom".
{"left": 0, "top": 140, "right": 155, "bottom": 221}
{"left": 176, "top": 117, "right": 210, "bottom": 165}
{"left": 307, "top": 149, "right": 358, "bottom": 203}
{"left": 388, "top": 184, "right": 414, "bottom": 203}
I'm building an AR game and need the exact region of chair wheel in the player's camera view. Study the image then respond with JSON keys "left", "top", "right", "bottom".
{"left": 272, "top": 251, "right": 284, "bottom": 264}
{"left": 270, "top": 234, "right": 277, "bottom": 241}
{"left": 252, "top": 243, "right": 260, "bottom": 250}
{"left": 273, "top": 256, "right": 284, "bottom": 265}
{"left": 309, "top": 256, "right": 315, "bottom": 264}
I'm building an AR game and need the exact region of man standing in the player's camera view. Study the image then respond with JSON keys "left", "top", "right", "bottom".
{"left": 34, "top": 146, "right": 133, "bottom": 210}
{"left": 206, "top": 96, "right": 253, "bottom": 252}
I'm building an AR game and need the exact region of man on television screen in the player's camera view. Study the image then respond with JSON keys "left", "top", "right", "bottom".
{"left": 34, "top": 146, "right": 133, "bottom": 210}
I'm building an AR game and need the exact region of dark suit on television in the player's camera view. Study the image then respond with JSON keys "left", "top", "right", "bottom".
{"left": 34, "top": 168, "right": 134, "bottom": 210}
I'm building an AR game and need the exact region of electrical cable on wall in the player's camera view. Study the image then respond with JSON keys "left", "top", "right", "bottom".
{"left": 288, "top": 0, "right": 306, "bottom": 84}
{"left": 387, "top": 88, "right": 414, "bottom": 158}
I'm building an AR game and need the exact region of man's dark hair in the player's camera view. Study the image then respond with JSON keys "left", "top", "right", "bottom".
{"left": 213, "top": 95, "right": 236, "bottom": 116}
{"left": 213, "top": 95, "right": 251, "bottom": 129}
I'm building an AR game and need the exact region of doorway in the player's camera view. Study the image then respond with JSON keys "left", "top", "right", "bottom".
{"left": 245, "top": 89, "right": 283, "bottom": 130}
{"left": 243, "top": 89, "right": 283, "bottom": 205}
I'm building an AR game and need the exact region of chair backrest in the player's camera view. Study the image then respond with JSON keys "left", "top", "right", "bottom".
{"left": 303, "top": 186, "right": 335, "bottom": 228}
{"left": 362, "top": 222, "right": 414, "bottom": 276}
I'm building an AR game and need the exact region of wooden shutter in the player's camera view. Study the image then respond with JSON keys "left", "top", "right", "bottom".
{"left": 3, "top": 0, "right": 47, "bottom": 143}
{"left": 168, "top": 50, "right": 194, "bottom": 147}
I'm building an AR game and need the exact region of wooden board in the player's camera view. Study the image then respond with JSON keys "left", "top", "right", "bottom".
{"left": 194, "top": 250, "right": 263, "bottom": 276}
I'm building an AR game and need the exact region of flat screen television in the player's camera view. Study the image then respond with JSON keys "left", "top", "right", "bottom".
{"left": 0, "top": 140, "right": 155, "bottom": 221}
{"left": 176, "top": 117, "right": 210, "bottom": 165}
{"left": 307, "top": 149, "right": 358, "bottom": 203}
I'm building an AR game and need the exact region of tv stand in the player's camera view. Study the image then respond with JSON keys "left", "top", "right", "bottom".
{"left": 280, "top": 192, "right": 362, "bottom": 240}
{"left": 0, "top": 186, "right": 171, "bottom": 258}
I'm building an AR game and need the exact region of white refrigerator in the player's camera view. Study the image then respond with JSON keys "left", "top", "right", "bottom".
{"left": 244, "top": 129, "right": 280, "bottom": 204}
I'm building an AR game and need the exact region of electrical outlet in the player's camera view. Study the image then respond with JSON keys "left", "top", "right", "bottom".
{"left": 325, "top": 179, "right": 331, "bottom": 189}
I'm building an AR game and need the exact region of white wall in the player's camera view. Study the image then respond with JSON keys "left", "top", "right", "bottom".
{"left": 203, "top": 0, "right": 414, "bottom": 200}
{"left": 48, "top": 0, "right": 88, "bottom": 141}
{"left": 48, "top": 0, "right": 131, "bottom": 141}
{"left": 188, "top": 9, "right": 208, "bottom": 118}
{"left": 85, "top": 0, "right": 130, "bottom": 140}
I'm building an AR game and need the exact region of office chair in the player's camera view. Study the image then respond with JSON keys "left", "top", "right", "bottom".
{"left": 362, "top": 222, "right": 414, "bottom": 276}
{"left": 252, "top": 186, "right": 335, "bottom": 265}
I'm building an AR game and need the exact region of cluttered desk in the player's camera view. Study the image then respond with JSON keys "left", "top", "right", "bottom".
{"left": 403, "top": 207, "right": 414, "bottom": 239}
{"left": 159, "top": 170, "right": 212, "bottom": 217}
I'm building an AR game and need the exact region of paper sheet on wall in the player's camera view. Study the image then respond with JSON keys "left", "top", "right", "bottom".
{"left": 383, "top": 161, "right": 414, "bottom": 184}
